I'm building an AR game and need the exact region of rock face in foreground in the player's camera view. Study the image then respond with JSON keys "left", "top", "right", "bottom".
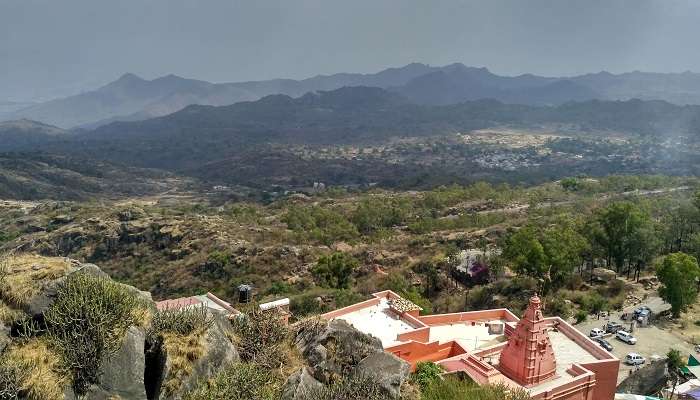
{"left": 291, "top": 319, "right": 410, "bottom": 399}
{"left": 281, "top": 367, "right": 325, "bottom": 400}
{"left": 145, "top": 311, "right": 239, "bottom": 400}
{"left": 2, "top": 255, "right": 241, "bottom": 400}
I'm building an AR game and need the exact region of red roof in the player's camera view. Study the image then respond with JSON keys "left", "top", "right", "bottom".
{"left": 156, "top": 296, "right": 201, "bottom": 310}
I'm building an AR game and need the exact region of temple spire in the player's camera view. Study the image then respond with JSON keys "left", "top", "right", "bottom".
{"left": 498, "top": 294, "right": 557, "bottom": 386}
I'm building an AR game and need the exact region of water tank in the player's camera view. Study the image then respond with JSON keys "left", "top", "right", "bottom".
{"left": 238, "top": 284, "right": 253, "bottom": 304}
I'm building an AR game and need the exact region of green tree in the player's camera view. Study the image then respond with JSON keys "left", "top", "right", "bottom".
{"left": 666, "top": 349, "right": 686, "bottom": 398}
{"left": 657, "top": 252, "right": 700, "bottom": 317}
{"left": 595, "top": 202, "right": 653, "bottom": 273}
{"left": 312, "top": 252, "right": 359, "bottom": 289}
{"left": 501, "top": 222, "right": 588, "bottom": 293}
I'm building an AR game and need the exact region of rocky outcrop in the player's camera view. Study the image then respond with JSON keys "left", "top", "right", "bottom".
{"left": 356, "top": 352, "right": 410, "bottom": 398}
{"left": 617, "top": 358, "right": 667, "bottom": 395}
{"left": 71, "top": 326, "right": 148, "bottom": 400}
{"left": 2, "top": 257, "right": 155, "bottom": 400}
{"left": 24, "top": 260, "right": 142, "bottom": 319}
{"left": 281, "top": 367, "right": 324, "bottom": 400}
{"left": 295, "top": 319, "right": 410, "bottom": 399}
{"left": 146, "top": 312, "right": 239, "bottom": 400}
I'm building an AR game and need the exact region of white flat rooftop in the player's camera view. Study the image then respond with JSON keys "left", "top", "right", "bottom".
{"left": 528, "top": 330, "right": 600, "bottom": 395}
{"left": 428, "top": 322, "right": 505, "bottom": 351}
{"left": 336, "top": 298, "right": 416, "bottom": 348}
{"left": 549, "top": 330, "right": 599, "bottom": 373}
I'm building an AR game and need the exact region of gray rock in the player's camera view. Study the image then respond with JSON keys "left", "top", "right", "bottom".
{"left": 296, "top": 319, "right": 384, "bottom": 384}
{"left": 81, "top": 326, "right": 148, "bottom": 400}
{"left": 356, "top": 352, "right": 410, "bottom": 399}
{"left": 25, "top": 262, "right": 153, "bottom": 320}
{"left": 0, "top": 323, "right": 10, "bottom": 353}
{"left": 24, "top": 275, "right": 66, "bottom": 318}
{"left": 281, "top": 367, "right": 324, "bottom": 400}
{"left": 148, "top": 312, "right": 239, "bottom": 400}
{"left": 617, "top": 358, "right": 667, "bottom": 395}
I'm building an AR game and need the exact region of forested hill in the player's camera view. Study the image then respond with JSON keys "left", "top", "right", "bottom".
{"left": 3, "top": 86, "right": 700, "bottom": 192}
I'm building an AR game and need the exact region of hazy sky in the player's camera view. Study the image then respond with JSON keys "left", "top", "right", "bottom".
{"left": 3, "top": 0, "right": 700, "bottom": 101}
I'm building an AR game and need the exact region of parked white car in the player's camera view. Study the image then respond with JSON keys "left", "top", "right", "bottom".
{"left": 589, "top": 328, "right": 605, "bottom": 338}
{"left": 625, "top": 353, "right": 646, "bottom": 365}
{"left": 616, "top": 330, "right": 637, "bottom": 344}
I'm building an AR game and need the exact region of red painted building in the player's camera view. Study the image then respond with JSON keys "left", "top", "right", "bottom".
{"left": 323, "top": 291, "right": 620, "bottom": 400}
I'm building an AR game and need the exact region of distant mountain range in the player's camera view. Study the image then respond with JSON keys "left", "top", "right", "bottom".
{"left": 3, "top": 85, "right": 700, "bottom": 195}
{"left": 3, "top": 86, "right": 699, "bottom": 171}
{"left": 6, "top": 63, "right": 700, "bottom": 128}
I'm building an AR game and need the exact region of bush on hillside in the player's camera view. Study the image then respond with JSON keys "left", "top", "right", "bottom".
{"left": 43, "top": 273, "right": 147, "bottom": 396}
{"left": 231, "top": 308, "right": 289, "bottom": 369}
{"left": 411, "top": 362, "right": 443, "bottom": 390}
{"left": 300, "top": 374, "right": 386, "bottom": 400}
{"left": 421, "top": 376, "right": 530, "bottom": 400}
{"left": 148, "top": 304, "right": 214, "bottom": 338}
{"left": 184, "top": 362, "right": 280, "bottom": 400}
{"left": 312, "top": 253, "right": 359, "bottom": 290}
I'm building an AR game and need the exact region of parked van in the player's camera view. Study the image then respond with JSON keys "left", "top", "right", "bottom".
{"left": 625, "top": 353, "right": 646, "bottom": 365}
{"left": 616, "top": 330, "right": 637, "bottom": 344}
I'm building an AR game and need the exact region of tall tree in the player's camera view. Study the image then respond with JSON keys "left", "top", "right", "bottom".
{"left": 501, "top": 222, "right": 587, "bottom": 294}
{"left": 595, "top": 202, "right": 653, "bottom": 273}
{"left": 657, "top": 252, "right": 700, "bottom": 317}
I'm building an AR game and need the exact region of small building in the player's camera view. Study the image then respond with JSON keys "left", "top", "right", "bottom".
{"left": 323, "top": 291, "right": 620, "bottom": 400}
{"left": 155, "top": 292, "right": 240, "bottom": 315}
{"left": 259, "top": 297, "right": 291, "bottom": 324}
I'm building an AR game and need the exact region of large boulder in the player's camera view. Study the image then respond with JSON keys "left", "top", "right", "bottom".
{"left": 617, "top": 358, "right": 667, "bottom": 395}
{"left": 280, "top": 367, "right": 324, "bottom": 400}
{"left": 356, "top": 352, "right": 410, "bottom": 398}
{"left": 296, "top": 319, "right": 383, "bottom": 384}
{"left": 24, "top": 261, "right": 149, "bottom": 319}
{"left": 295, "top": 319, "right": 410, "bottom": 399}
{"left": 146, "top": 312, "right": 239, "bottom": 400}
{"left": 592, "top": 267, "right": 617, "bottom": 282}
{"left": 70, "top": 326, "right": 148, "bottom": 400}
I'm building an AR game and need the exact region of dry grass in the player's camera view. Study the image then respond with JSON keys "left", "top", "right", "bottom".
{"left": 0, "top": 299, "right": 24, "bottom": 325}
{"left": 0, "top": 254, "right": 72, "bottom": 309}
{"left": 4, "top": 339, "right": 70, "bottom": 400}
{"left": 279, "top": 341, "right": 305, "bottom": 378}
{"left": 160, "top": 331, "right": 207, "bottom": 397}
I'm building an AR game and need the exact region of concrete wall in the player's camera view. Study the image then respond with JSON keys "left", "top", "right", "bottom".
{"left": 387, "top": 340, "right": 467, "bottom": 370}
{"left": 531, "top": 366, "right": 596, "bottom": 400}
{"left": 321, "top": 297, "right": 380, "bottom": 319}
{"left": 417, "top": 308, "right": 519, "bottom": 326}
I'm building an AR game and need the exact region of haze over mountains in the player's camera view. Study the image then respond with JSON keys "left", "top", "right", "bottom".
{"left": 6, "top": 62, "right": 700, "bottom": 129}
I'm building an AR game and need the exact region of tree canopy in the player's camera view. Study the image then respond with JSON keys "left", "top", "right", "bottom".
{"left": 657, "top": 252, "right": 700, "bottom": 317}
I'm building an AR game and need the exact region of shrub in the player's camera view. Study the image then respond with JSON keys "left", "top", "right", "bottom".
{"left": 291, "top": 293, "right": 325, "bottom": 317}
{"left": 312, "top": 253, "right": 359, "bottom": 289}
{"left": 149, "top": 305, "right": 214, "bottom": 338}
{"left": 231, "top": 308, "right": 289, "bottom": 369}
{"left": 0, "top": 358, "right": 27, "bottom": 400}
{"left": 43, "top": 273, "right": 147, "bottom": 396}
{"left": 3, "top": 339, "right": 68, "bottom": 400}
{"left": 421, "top": 376, "right": 530, "bottom": 400}
{"left": 412, "top": 362, "right": 443, "bottom": 390}
{"left": 545, "top": 297, "right": 572, "bottom": 319}
{"left": 184, "top": 362, "right": 281, "bottom": 400}
{"left": 575, "top": 310, "right": 588, "bottom": 324}
{"left": 300, "top": 374, "right": 386, "bottom": 400}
